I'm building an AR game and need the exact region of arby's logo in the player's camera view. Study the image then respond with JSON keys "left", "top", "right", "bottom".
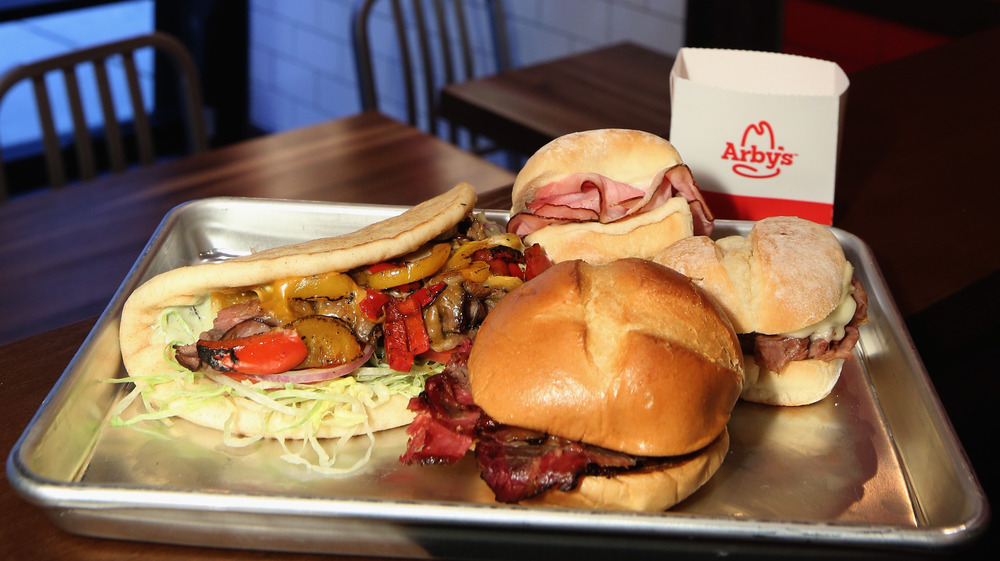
{"left": 720, "top": 121, "right": 797, "bottom": 179}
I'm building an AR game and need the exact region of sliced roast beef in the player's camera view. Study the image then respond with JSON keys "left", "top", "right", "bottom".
{"left": 222, "top": 318, "right": 273, "bottom": 339}
{"left": 211, "top": 300, "right": 269, "bottom": 334}
{"left": 173, "top": 343, "right": 202, "bottom": 370}
{"left": 753, "top": 334, "right": 810, "bottom": 373}
{"left": 749, "top": 277, "right": 870, "bottom": 373}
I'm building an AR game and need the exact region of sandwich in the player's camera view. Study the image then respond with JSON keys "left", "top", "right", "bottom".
{"left": 506, "top": 128, "right": 714, "bottom": 265}
{"left": 653, "top": 216, "right": 869, "bottom": 406}
{"left": 113, "top": 184, "right": 551, "bottom": 473}
{"left": 401, "top": 258, "right": 744, "bottom": 511}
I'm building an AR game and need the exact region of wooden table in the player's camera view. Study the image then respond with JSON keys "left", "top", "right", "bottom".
{"left": 0, "top": 111, "right": 519, "bottom": 560}
{"left": 4, "top": 31, "right": 999, "bottom": 559}
{"left": 442, "top": 34, "right": 1000, "bottom": 321}
{"left": 441, "top": 42, "right": 673, "bottom": 158}
{"left": 445, "top": 31, "right": 1000, "bottom": 561}
{"left": 0, "top": 110, "right": 515, "bottom": 347}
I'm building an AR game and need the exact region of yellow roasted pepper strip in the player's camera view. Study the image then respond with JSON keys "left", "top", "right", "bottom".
{"left": 444, "top": 233, "right": 523, "bottom": 271}
{"left": 365, "top": 242, "right": 451, "bottom": 290}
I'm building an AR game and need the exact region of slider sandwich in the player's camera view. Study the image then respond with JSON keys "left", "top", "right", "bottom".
{"left": 654, "top": 216, "right": 869, "bottom": 406}
{"left": 506, "top": 128, "right": 714, "bottom": 264}
{"left": 401, "top": 258, "right": 744, "bottom": 511}
{"left": 113, "top": 184, "right": 550, "bottom": 473}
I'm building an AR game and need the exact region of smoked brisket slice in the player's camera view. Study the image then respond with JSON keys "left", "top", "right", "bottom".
{"left": 400, "top": 342, "right": 703, "bottom": 503}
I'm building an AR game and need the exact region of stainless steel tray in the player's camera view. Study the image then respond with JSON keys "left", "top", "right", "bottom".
{"left": 8, "top": 197, "right": 988, "bottom": 558}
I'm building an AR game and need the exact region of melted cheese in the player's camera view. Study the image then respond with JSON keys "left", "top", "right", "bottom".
{"left": 784, "top": 265, "right": 856, "bottom": 342}
{"left": 253, "top": 271, "right": 363, "bottom": 325}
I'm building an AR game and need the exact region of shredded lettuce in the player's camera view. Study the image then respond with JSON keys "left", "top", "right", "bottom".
{"left": 473, "top": 211, "right": 505, "bottom": 237}
{"left": 106, "top": 301, "right": 442, "bottom": 476}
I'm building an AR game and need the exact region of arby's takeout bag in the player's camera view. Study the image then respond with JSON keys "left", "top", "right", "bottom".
{"left": 668, "top": 48, "right": 849, "bottom": 225}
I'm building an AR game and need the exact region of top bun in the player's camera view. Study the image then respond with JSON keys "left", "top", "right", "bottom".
{"left": 467, "top": 258, "right": 744, "bottom": 457}
{"left": 654, "top": 216, "right": 852, "bottom": 334}
{"left": 511, "top": 128, "right": 684, "bottom": 214}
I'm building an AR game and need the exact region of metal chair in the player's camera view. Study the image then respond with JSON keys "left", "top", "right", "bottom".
{"left": 0, "top": 32, "right": 208, "bottom": 201}
{"left": 351, "top": 0, "right": 511, "bottom": 151}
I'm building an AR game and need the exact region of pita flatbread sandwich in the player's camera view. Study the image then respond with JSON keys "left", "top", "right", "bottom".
{"left": 112, "top": 184, "right": 549, "bottom": 473}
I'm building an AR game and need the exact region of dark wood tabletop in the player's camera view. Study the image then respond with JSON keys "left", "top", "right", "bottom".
{"left": 1, "top": 110, "right": 517, "bottom": 560}
{"left": 441, "top": 29, "right": 1000, "bottom": 560}
{"left": 4, "top": 28, "right": 999, "bottom": 560}
{"left": 441, "top": 42, "right": 673, "bottom": 158}
{"left": 442, "top": 32, "right": 1000, "bottom": 321}
{"left": 0, "top": 111, "right": 515, "bottom": 347}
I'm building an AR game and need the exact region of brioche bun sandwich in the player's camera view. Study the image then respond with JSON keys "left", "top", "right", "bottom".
{"left": 401, "top": 258, "right": 744, "bottom": 511}
{"left": 506, "top": 128, "right": 714, "bottom": 265}
{"left": 654, "top": 216, "right": 869, "bottom": 406}
{"left": 113, "top": 184, "right": 551, "bottom": 474}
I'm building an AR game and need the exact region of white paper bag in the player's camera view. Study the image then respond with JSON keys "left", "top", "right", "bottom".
{"left": 669, "top": 48, "right": 849, "bottom": 224}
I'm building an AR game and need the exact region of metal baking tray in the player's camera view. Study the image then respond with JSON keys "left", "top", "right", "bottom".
{"left": 8, "top": 197, "right": 988, "bottom": 558}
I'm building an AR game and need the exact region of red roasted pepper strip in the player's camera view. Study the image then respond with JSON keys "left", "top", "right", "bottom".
{"left": 383, "top": 283, "right": 446, "bottom": 372}
{"left": 523, "top": 243, "right": 552, "bottom": 281}
{"left": 359, "top": 289, "right": 391, "bottom": 320}
{"left": 383, "top": 303, "right": 414, "bottom": 372}
{"left": 471, "top": 246, "right": 527, "bottom": 280}
{"left": 197, "top": 329, "right": 308, "bottom": 375}
{"left": 411, "top": 282, "right": 446, "bottom": 306}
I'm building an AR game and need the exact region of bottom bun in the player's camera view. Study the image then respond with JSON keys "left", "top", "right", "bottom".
{"left": 741, "top": 358, "right": 844, "bottom": 406}
{"left": 524, "top": 196, "right": 693, "bottom": 264}
{"left": 520, "top": 428, "right": 729, "bottom": 512}
{"left": 144, "top": 377, "right": 415, "bottom": 439}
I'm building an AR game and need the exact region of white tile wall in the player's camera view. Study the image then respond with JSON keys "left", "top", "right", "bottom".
{"left": 248, "top": 0, "right": 687, "bottom": 134}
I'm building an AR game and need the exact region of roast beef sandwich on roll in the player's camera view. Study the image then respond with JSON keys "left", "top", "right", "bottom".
{"left": 400, "top": 258, "right": 744, "bottom": 511}
{"left": 654, "top": 216, "right": 869, "bottom": 407}
{"left": 114, "top": 183, "right": 551, "bottom": 474}
{"left": 506, "top": 128, "right": 714, "bottom": 265}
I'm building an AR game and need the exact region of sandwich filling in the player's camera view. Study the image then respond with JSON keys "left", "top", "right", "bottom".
{"left": 399, "top": 343, "right": 714, "bottom": 503}
{"left": 507, "top": 164, "right": 713, "bottom": 238}
{"left": 109, "top": 213, "right": 553, "bottom": 474}
{"left": 742, "top": 275, "right": 869, "bottom": 374}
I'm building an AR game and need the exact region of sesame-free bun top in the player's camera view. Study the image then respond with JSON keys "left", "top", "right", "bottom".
{"left": 654, "top": 216, "right": 852, "bottom": 335}
{"left": 511, "top": 128, "right": 685, "bottom": 214}
{"left": 467, "top": 258, "right": 744, "bottom": 457}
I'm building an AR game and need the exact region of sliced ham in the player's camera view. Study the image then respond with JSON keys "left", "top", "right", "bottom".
{"left": 508, "top": 164, "right": 713, "bottom": 238}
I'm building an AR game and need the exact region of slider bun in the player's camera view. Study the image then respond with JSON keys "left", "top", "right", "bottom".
{"left": 523, "top": 196, "right": 693, "bottom": 264}
{"left": 511, "top": 129, "right": 692, "bottom": 265}
{"left": 468, "top": 258, "right": 744, "bottom": 458}
{"left": 521, "top": 429, "right": 729, "bottom": 512}
{"left": 741, "top": 358, "right": 845, "bottom": 407}
{"left": 653, "top": 216, "right": 852, "bottom": 406}
{"left": 512, "top": 128, "right": 684, "bottom": 214}
{"left": 654, "top": 216, "right": 851, "bottom": 335}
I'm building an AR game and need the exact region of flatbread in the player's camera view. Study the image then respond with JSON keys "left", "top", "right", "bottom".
{"left": 118, "top": 183, "right": 477, "bottom": 438}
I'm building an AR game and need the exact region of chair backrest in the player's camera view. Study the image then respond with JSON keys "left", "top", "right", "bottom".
{"left": 0, "top": 31, "right": 208, "bottom": 201}
{"left": 351, "top": 0, "right": 511, "bottom": 144}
